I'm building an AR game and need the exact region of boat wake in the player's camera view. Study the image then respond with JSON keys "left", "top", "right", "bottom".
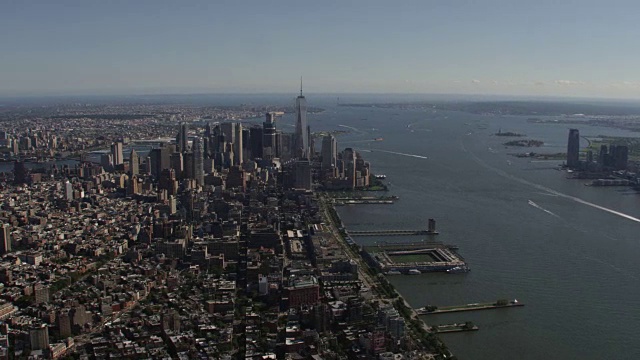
{"left": 462, "top": 139, "right": 640, "bottom": 224}
{"left": 341, "top": 139, "right": 377, "bottom": 144}
{"left": 338, "top": 124, "right": 364, "bottom": 133}
{"left": 528, "top": 200, "right": 561, "bottom": 218}
{"left": 371, "top": 149, "right": 428, "bottom": 160}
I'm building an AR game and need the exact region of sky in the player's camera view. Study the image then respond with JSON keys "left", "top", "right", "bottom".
{"left": 2, "top": 0, "right": 640, "bottom": 99}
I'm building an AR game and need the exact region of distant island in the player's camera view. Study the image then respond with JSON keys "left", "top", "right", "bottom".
{"left": 504, "top": 139, "right": 544, "bottom": 147}
{"left": 495, "top": 130, "right": 525, "bottom": 137}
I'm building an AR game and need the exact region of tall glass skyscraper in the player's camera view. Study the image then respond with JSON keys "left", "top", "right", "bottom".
{"left": 322, "top": 135, "right": 337, "bottom": 170}
{"left": 295, "top": 79, "right": 309, "bottom": 159}
{"left": 567, "top": 128, "right": 580, "bottom": 168}
{"left": 177, "top": 122, "right": 189, "bottom": 153}
{"left": 263, "top": 112, "right": 277, "bottom": 160}
{"left": 192, "top": 136, "right": 204, "bottom": 186}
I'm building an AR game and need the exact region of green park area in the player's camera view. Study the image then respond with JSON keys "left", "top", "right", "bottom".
{"left": 388, "top": 252, "right": 439, "bottom": 264}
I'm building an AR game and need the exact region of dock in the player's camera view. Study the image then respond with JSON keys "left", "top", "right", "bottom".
{"left": 417, "top": 300, "right": 524, "bottom": 315}
{"left": 333, "top": 195, "right": 398, "bottom": 206}
{"left": 348, "top": 217, "right": 439, "bottom": 236}
{"left": 348, "top": 229, "right": 437, "bottom": 236}
{"left": 432, "top": 322, "right": 479, "bottom": 333}
{"left": 361, "top": 241, "right": 467, "bottom": 274}
{"left": 335, "top": 200, "right": 395, "bottom": 205}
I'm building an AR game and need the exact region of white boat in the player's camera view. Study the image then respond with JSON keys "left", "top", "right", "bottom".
{"left": 446, "top": 266, "right": 469, "bottom": 274}
{"left": 386, "top": 270, "right": 402, "bottom": 275}
{"left": 408, "top": 269, "right": 421, "bottom": 275}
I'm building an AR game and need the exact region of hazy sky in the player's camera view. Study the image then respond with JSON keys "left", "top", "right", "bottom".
{"left": 3, "top": 0, "right": 640, "bottom": 98}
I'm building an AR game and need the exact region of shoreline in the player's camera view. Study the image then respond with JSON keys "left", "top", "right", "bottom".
{"left": 319, "top": 192, "right": 453, "bottom": 358}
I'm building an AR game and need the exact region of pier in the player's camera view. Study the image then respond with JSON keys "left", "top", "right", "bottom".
{"left": 362, "top": 240, "right": 467, "bottom": 274}
{"left": 333, "top": 195, "right": 398, "bottom": 206}
{"left": 432, "top": 322, "right": 479, "bottom": 333}
{"left": 348, "top": 218, "right": 439, "bottom": 236}
{"left": 416, "top": 299, "right": 524, "bottom": 315}
{"left": 348, "top": 229, "right": 437, "bottom": 236}
{"left": 335, "top": 199, "right": 395, "bottom": 205}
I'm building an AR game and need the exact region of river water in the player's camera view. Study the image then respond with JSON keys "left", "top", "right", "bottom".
{"left": 301, "top": 99, "right": 640, "bottom": 360}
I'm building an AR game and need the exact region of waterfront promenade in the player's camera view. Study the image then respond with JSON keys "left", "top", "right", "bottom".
{"left": 318, "top": 193, "right": 452, "bottom": 358}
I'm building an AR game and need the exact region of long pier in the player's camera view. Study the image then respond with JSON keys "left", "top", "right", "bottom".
{"left": 433, "top": 322, "right": 479, "bottom": 333}
{"left": 335, "top": 200, "right": 395, "bottom": 205}
{"left": 417, "top": 300, "right": 524, "bottom": 315}
{"left": 348, "top": 218, "right": 439, "bottom": 236}
{"left": 348, "top": 229, "right": 438, "bottom": 236}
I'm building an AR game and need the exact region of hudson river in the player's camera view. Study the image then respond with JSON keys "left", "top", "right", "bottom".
{"left": 294, "top": 97, "right": 640, "bottom": 360}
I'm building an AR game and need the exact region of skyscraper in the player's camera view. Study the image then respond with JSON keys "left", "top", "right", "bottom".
{"left": 111, "top": 142, "right": 123, "bottom": 165}
{"left": 0, "top": 224, "right": 11, "bottom": 255}
{"left": 170, "top": 152, "right": 184, "bottom": 179}
{"left": 130, "top": 149, "right": 139, "bottom": 176}
{"left": 149, "top": 146, "right": 171, "bottom": 178}
{"left": 263, "top": 112, "right": 277, "bottom": 160}
{"left": 294, "top": 79, "right": 309, "bottom": 159}
{"left": 234, "top": 123, "right": 243, "bottom": 166}
{"left": 322, "top": 135, "right": 337, "bottom": 170}
{"left": 567, "top": 129, "right": 580, "bottom": 168}
{"left": 249, "top": 126, "right": 263, "bottom": 159}
{"left": 220, "top": 122, "right": 236, "bottom": 144}
{"left": 64, "top": 181, "right": 73, "bottom": 201}
{"left": 177, "top": 122, "right": 189, "bottom": 153}
{"left": 295, "top": 160, "right": 312, "bottom": 190}
{"left": 193, "top": 136, "right": 205, "bottom": 186}
{"left": 343, "top": 148, "right": 357, "bottom": 189}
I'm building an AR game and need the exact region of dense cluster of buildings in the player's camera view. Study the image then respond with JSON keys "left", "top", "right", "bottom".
{"left": 0, "top": 91, "right": 438, "bottom": 359}
{"left": 566, "top": 128, "right": 629, "bottom": 173}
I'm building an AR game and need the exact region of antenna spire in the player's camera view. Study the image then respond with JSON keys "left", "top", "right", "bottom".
{"left": 300, "top": 76, "right": 303, "bottom": 96}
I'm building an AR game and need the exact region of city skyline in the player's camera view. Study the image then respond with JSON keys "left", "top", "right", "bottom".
{"left": 4, "top": 1, "right": 640, "bottom": 99}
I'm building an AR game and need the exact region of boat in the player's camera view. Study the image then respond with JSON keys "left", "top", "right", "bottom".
{"left": 374, "top": 174, "right": 386, "bottom": 179}
{"left": 386, "top": 270, "right": 401, "bottom": 275}
{"left": 408, "top": 269, "right": 421, "bottom": 275}
{"left": 374, "top": 137, "right": 384, "bottom": 141}
{"left": 446, "top": 266, "right": 469, "bottom": 274}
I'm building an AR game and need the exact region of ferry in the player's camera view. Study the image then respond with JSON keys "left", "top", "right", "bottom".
{"left": 408, "top": 269, "right": 421, "bottom": 275}
{"left": 386, "top": 270, "right": 402, "bottom": 276}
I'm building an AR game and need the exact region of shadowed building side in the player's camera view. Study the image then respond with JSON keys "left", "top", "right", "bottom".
{"left": 567, "top": 128, "right": 580, "bottom": 168}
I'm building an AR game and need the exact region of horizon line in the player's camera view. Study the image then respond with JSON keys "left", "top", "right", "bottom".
{"left": 2, "top": 91, "right": 640, "bottom": 103}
